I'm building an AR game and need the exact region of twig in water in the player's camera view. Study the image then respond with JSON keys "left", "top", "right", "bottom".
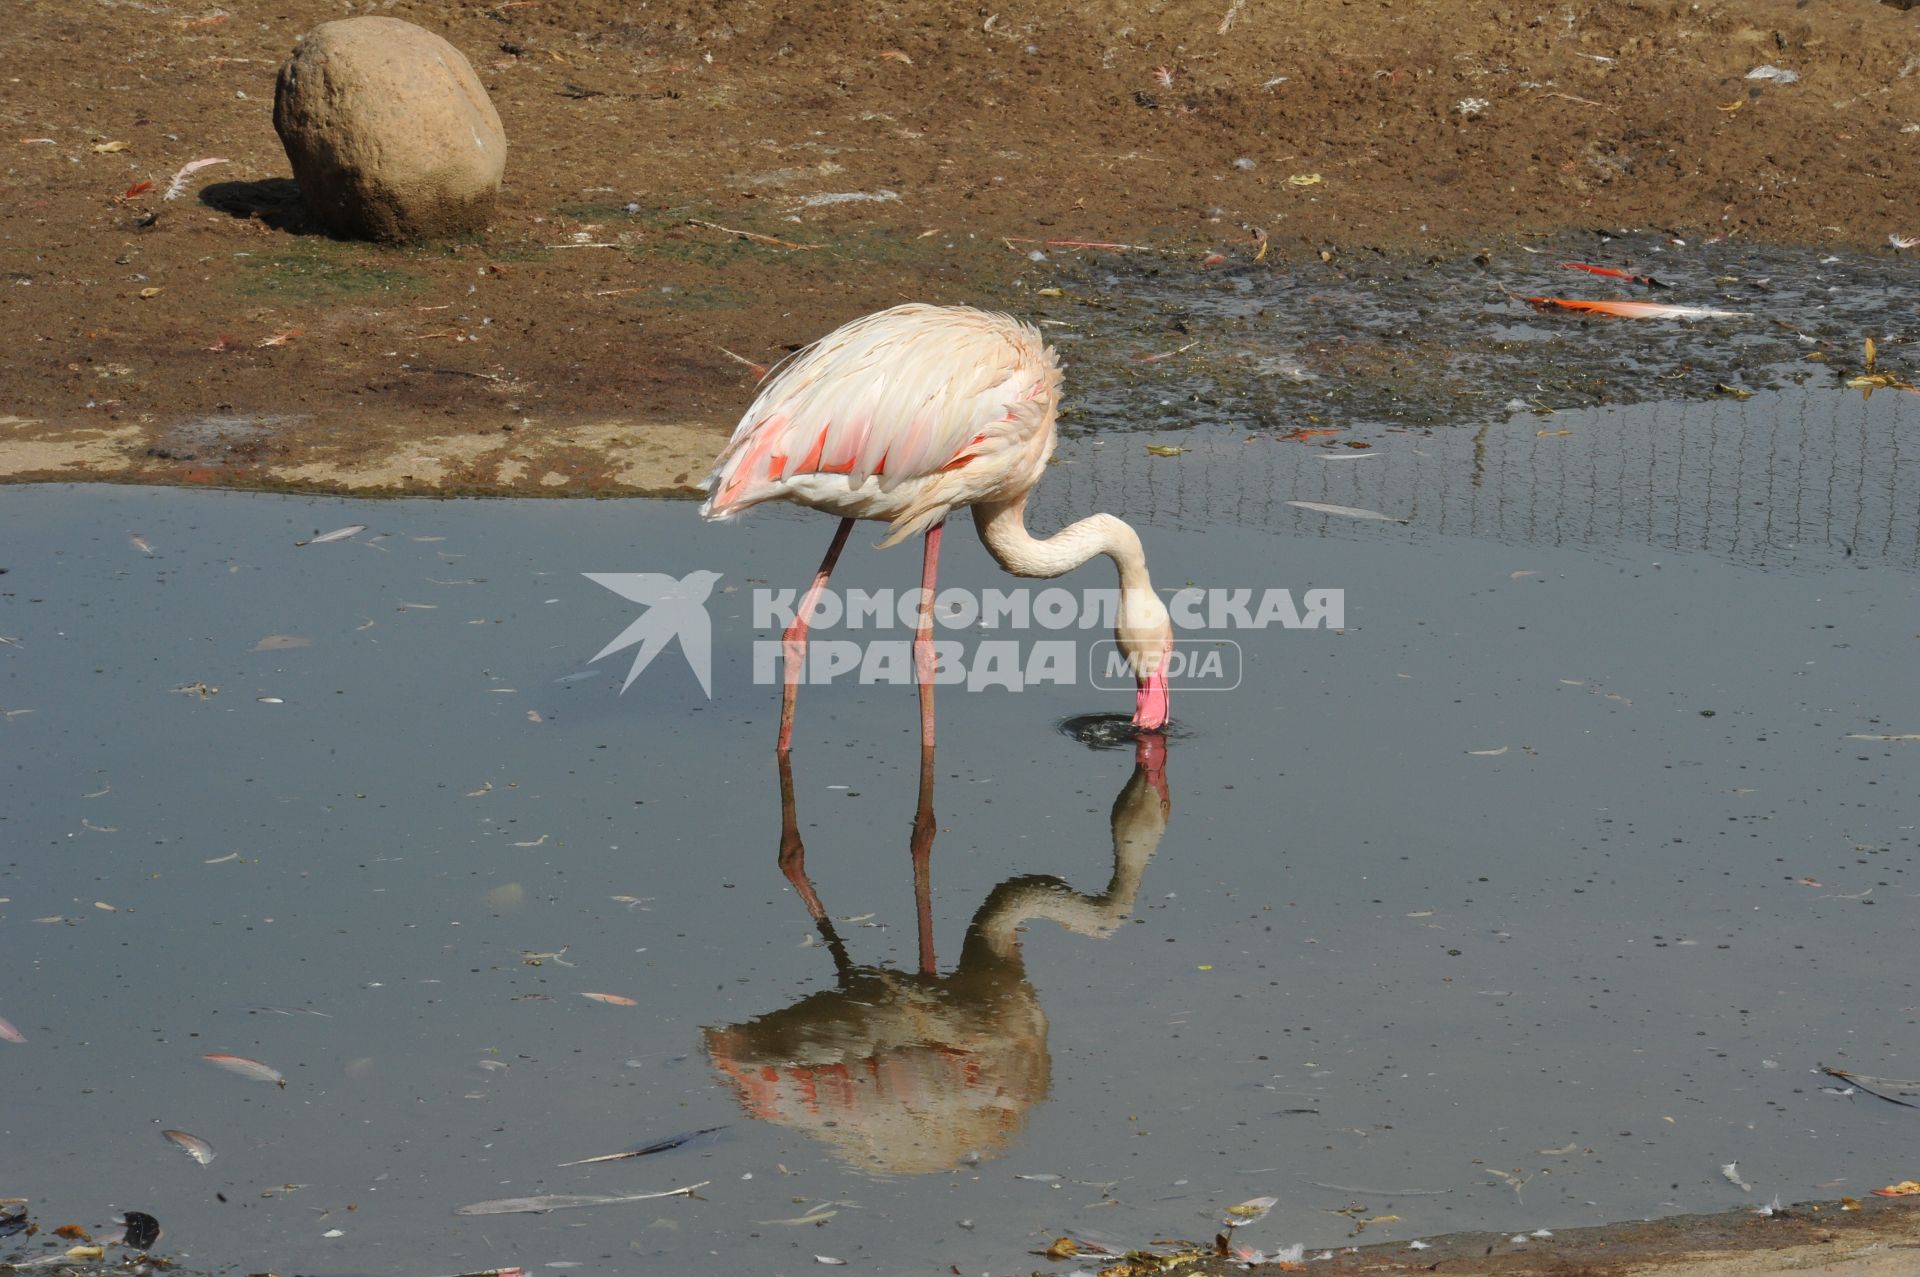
{"left": 1822, "top": 1067, "right": 1920, "bottom": 1110}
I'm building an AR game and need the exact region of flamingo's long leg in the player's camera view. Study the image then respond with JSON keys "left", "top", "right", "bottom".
{"left": 910, "top": 742, "right": 938, "bottom": 975}
{"left": 775, "top": 751, "right": 854, "bottom": 980}
{"left": 779, "top": 516, "right": 855, "bottom": 754}
{"left": 914, "top": 522, "right": 944, "bottom": 751}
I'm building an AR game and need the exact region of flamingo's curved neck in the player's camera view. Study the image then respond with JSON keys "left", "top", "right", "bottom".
{"left": 961, "top": 763, "right": 1169, "bottom": 961}
{"left": 971, "top": 493, "right": 1156, "bottom": 599}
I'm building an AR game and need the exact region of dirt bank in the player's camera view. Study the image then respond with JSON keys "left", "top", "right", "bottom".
{"left": 3, "top": 0, "right": 1917, "bottom": 493}
{"left": 1311, "top": 1194, "right": 1920, "bottom": 1275}
{"left": 1179, "top": 1193, "right": 1920, "bottom": 1275}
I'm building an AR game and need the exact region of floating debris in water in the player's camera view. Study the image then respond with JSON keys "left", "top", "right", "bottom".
{"left": 759, "top": 1206, "right": 841, "bottom": 1226}
{"left": 558, "top": 1125, "right": 728, "bottom": 1167}
{"left": 203, "top": 1052, "right": 286, "bottom": 1086}
{"left": 162, "top": 1130, "right": 215, "bottom": 1165}
{"left": 1223, "top": 1195, "right": 1278, "bottom": 1227}
{"left": 296, "top": 524, "right": 365, "bottom": 546}
{"left": 120, "top": 1211, "right": 161, "bottom": 1249}
{"left": 455, "top": 1182, "right": 708, "bottom": 1216}
{"left": 1722, "top": 1162, "right": 1754, "bottom": 1192}
{"left": 1287, "top": 500, "right": 1400, "bottom": 522}
{"left": 579, "top": 992, "right": 638, "bottom": 1006}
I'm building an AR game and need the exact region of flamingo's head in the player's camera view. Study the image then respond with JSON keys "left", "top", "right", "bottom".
{"left": 1117, "top": 588, "right": 1173, "bottom": 730}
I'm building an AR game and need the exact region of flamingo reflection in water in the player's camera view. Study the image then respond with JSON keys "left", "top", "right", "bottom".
{"left": 702, "top": 736, "right": 1170, "bottom": 1175}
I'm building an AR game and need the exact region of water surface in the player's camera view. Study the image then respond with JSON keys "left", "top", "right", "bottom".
{"left": 2, "top": 386, "right": 1916, "bottom": 1273}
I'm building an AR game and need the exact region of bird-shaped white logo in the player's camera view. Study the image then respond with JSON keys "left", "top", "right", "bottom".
{"left": 584, "top": 570, "right": 723, "bottom": 695}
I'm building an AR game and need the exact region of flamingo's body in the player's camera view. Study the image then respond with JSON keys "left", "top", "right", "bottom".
{"left": 703, "top": 735, "right": 1170, "bottom": 1174}
{"left": 701, "top": 304, "right": 1171, "bottom": 750}
{"left": 703, "top": 305, "right": 1060, "bottom": 544}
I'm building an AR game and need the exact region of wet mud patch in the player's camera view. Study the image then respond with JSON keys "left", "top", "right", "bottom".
{"left": 1030, "top": 234, "right": 1920, "bottom": 441}
{"left": 143, "top": 413, "right": 307, "bottom": 467}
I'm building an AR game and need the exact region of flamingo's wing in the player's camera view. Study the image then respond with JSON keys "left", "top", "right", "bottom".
{"left": 700, "top": 305, "right": 1058, "bottom": 519}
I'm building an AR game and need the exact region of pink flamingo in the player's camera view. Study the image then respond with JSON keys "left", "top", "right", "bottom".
{"left": 700, "top": 304, "right": 1173, "bottom": 752}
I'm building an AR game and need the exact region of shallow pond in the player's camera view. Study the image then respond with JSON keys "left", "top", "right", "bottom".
{"left": 2, "top": 384, "right": 1917, "bottom": 1275}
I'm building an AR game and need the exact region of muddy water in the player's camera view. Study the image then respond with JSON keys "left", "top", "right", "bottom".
{"left": 2, "top": 387, "right": 1916, "bottom": 1274}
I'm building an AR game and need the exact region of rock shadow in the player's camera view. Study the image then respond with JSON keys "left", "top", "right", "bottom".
{"left": 198, "top": 178, "right": 321, "bottom": 235}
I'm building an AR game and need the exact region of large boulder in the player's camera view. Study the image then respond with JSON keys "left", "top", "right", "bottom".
{"left": 273, "top": 17, "right": 506, "bottom": 242}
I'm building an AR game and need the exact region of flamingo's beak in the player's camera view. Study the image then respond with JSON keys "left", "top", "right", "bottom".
{"left": 1132, "top": 667, "right": 1170, "bottom": 730}
{"left": 1134, "top": 732, "right": 1170, "bottom": 804}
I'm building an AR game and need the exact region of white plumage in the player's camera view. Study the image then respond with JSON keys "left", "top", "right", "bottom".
{"left": 701, "top": 304, "right": 1061, "bottom": 545}
{"left": 700, "top": 302, "right": 1173, "bottom": 750}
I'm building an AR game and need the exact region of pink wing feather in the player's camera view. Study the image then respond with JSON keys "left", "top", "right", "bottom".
{"left": 700, "top": 305, "right": 1059, "bottom": 535}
